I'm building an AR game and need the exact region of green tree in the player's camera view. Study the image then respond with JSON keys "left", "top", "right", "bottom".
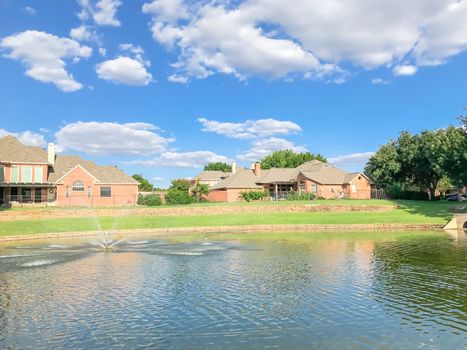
{"left": 364, "top": 143, "right": 401, "bottom": 187}
{"left": 191, "top": 181, "right": 210, "bottom": 202}
{"left": 204, "top": 162, "right": 232, "bottom": 172}
{"left": 132, "top": 174, "right": 154, "bottom": 192}
{"left": 260, "top": 150, "right": 327, "bottom": 169}
{"left": 165, "top": 179, "right": 193, "bottom": 205}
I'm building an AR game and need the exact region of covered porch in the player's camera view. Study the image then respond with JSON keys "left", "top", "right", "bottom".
{"left": 0, "top": 184, "right": 56, "bottom": 207}
{"left": 266, "top": 182, "right": 298, "bottom": 200}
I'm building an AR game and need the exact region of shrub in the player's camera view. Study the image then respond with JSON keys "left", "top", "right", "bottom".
{"left": 166, "top": 189, "right": 194, "bottom": 205}
{"left": 241, "top": 190, "right": 268, "bottom": 202}
{"left": 286, "top": 191, "right": 315, "bottom": 201}
{"left": 138, "top": 194, "right": 162, "bottom": 206}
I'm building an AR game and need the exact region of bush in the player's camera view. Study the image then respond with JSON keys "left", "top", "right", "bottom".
{"left": 166, "top": 189, "right": 194, "bottom": 205}
{"left": 386, "top": 183, "right": 429, "bottom": 200}
{"left": 286, "top": 191, "right": 315, "bottom": 201}
{"left": 240, "top": 190, "right": 268, "bottom": 202}
{"left": 138, "top": 194, "right": 162, "bottom": 206}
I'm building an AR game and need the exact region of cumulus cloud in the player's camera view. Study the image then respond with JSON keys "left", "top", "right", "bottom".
{"left": 0, "top": 129, "right": 46, "bottom": 147}
{"left": 142, "top": 0, "right": 467, "bottom": 81}
{"left": 55, "top": 121, "right": 173, "bottom": 156}
{"left": 328, "top": 151, "right": 375, "bottom": 170}
{"left": 0, "top": 30, "right": 92, "bottom": 92}
{"left": 130, "top": 150, "right": 230, "bottom": 168}
{"left": 237, "top": 137, "right": 308, "bottom": 161}
{"left": 392, "top": 65, "right": 418, "bottom": 76}
{"left": 96, "top": 56, "right": 153, "bottom": 85}
{"left": 198, "top": 118, "right": 301, "bottom": 139}
{"left": 69, "top": 25, "right": 99, "bottom": 43}
{"left": 77, "top": 0, "right": 122, "bottom": 26}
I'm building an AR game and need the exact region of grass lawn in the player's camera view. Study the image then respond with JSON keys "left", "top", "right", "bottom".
{"left": 0, "top": 200, "right": 455, "bottom": 237}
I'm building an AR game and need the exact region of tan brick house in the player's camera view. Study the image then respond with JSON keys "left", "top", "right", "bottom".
{"left": 206, "top": 160, "right": 372, "bottom": 202}
{"left": 0, "top": 135, "right": 139, "bottom": 207}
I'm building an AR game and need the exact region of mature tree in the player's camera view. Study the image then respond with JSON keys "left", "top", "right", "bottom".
{"left": 132, "top": 174, "right": 154, "bottom": 192}
{"left": 260, "top": 150, "right": 327, "bottom": 169}
{"left": 204, "top": 162, "right": 232, "bottom": 172}
{"left": 191, "top": 181, "right": 210, "bottom": 202}
{"left": 165, "top": 179, "right": 193, "bottom": 205}
{"left": 364, "top": 143, "right": 401, "bottom": 187}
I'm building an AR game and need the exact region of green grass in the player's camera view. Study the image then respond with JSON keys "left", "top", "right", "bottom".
{"left": 0, "top": 200, "right": 454, "bottom": 237}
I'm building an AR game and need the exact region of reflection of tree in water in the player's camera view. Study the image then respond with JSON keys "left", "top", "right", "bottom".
{"left": 371, "top": 234, "right": 467, "bottom": 334}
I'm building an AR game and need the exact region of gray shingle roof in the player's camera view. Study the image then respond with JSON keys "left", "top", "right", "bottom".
{"left": 210, "top": 169, "right": 263, "bottom": 190}
{"left": 0, "top": 136, "right": 138, "bottom": 185}
{"left": 48, "top": 155, "right": 138, "bottom": 184}
{"left": 0, "top": 135, "right": 48, "bottom": 163}
{"left": 193, "top": 170, "right": 231, "bottom": 181}
{"left": 257, "top": 168, "right": 299, "bottom": 184}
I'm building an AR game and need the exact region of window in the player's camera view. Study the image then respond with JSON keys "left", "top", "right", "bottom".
{"left": 10, "top": 165, "right": 19, "bottom": 182}
{"left": 87, "top": 187, "right": 92, "bottom": 198}
{"left": 34, "top": 166, "right": 43, "bottom": 183}
{"left": 72, "top": 181, "right": 85, "bottom": 191}
{"left": 311, "top": 184, "right": 318, "bottom": 193}
{"left": 22, "top": 166, "right": 32, "bottom": 183}
{"left": 100, "top": 187, "right": 111, "bottom": 197}
{"left": 351, "top": 184, "right": 357, "bottom": 193}
{"left": 299, "top": 182, "right": 306, "bottom": 192}
{"left": 65, "top": 186, "right": 70, "bottom": 198}
{"left": 0, "top": 165, "right": 4, "bottom": 183}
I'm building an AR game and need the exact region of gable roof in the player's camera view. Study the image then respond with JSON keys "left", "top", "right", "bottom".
{"left": 0, "top": 135, "right": 49, "bottom": 163}
{"left": 48, "top": 155, "right": 138, "bottom": 184}
{"left": 210, "top": 169, "right": 263, "bottom": 190}
{"left": 257, "top": 168, "right": 298, "bottom": 184}
{"left": 192, "top": 170, "right": 231, "bottom": 181}
{"left": 298, "top": 160, "right": 364, "bottom": 185}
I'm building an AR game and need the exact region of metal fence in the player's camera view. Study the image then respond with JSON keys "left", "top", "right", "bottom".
{"left": 371, "top": 188, "right": 388, "bottom": 199}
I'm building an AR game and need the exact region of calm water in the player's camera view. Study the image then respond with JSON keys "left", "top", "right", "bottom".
{"left": 0, "top": 231, "right": 466, "bottom": 349}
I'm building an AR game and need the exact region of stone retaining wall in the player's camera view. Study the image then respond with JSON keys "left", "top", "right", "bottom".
{"left": 0, "top": 223, "right": 443, "bottom": 242}
{"left": 0, "top": 204, "right": 396, "bottom": 222}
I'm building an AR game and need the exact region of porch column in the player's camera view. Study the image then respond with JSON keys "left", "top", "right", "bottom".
{"left": 275, "top": 184, "right": 278, "bottom": 200}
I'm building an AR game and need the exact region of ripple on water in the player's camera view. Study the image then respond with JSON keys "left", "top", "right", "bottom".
{"left": 19, "top": 259, "right": 57, "bottom": 267}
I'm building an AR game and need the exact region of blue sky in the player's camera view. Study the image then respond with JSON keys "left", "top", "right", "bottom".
{"left": 0, "top": 0, "right": 466, "bottom": 187}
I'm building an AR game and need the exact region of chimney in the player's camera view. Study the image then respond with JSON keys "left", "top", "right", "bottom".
{"left": 253, "top": 162, "right": 261, "bottom": 177}
{"left": 231, "top": 161, "right": 237, "bottom": 174}
{"left": 48, "top": 143, "right": 55, "bottom": 165}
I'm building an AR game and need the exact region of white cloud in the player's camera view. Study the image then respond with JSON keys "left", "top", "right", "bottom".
{"left": 167, "top": 74, "right": 189, "bottom": 84}
{"left": 328, "top": 151, "right": 375, "bottom": 170}
{"left": 1, "top": 30, "right": 92, "bottom": 92}
{"left": 198, "top": 118, "right": 301, "bottom": 139}
{"left": 143, "top": 0, "right": 467, "bottom": 81}
{"left": 23, "top": 6, "right": 36, "bottom": 15}
{"left": 70, "top": 25, "right": 94, "bottom": 41}
{"left": 119, "top": 43, "right": 144, "bottom": 55}
{"left": 77, "top": 0, "right": 122, "bottom": 27}
{"left": 96, "top": 56, "right": 153, "bottom": 85}
{"left": 130, "top": 150, "right": 230, "bottom": 168}
{"left": 152, "top": 176, "right": 164, "bottom": 182}
{"left": 98, "top": 47, "right": 107, "bottom": 56}
{"left": 55, "top": 121, "right": 173, "bottom": 156}
{"left": 237, "top": 137, "right": 308, "bottom": 161}
{"left": 0, "top": 129, "right": 46, "bottom": 147}
{"left": 371, "top": 78, "right": 389, "bottom": 85}
{"left": 392, "top": 65, "right": 418, "bottom": 76}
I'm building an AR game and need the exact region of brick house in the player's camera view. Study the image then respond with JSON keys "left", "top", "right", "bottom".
{"left": 206, "top": 160, "right": 372, "bottom": 202}
{"left": 0, "top": 135, "right": 139, "bottom": 207}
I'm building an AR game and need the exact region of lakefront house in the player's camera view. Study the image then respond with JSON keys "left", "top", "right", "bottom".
{"left": 0, "top": 135, "right": 139, "bottom": 207}
{"left": 196, "top": 160, "right": 372, "bottom": 202}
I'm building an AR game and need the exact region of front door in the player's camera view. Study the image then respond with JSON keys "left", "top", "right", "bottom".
{"left": 0, "top": 187, "right": 4, "bottom": 204}
{"left": 35, "top": 188, "right": 42, "bottom": 203}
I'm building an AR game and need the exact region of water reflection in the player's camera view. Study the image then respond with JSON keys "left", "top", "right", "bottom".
{"left": 0, "top": 231, "right": 466, "bottom": 349}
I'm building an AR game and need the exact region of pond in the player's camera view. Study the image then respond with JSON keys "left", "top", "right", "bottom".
{"left": 0, "top": 231, "right": 466, "bottom": 349}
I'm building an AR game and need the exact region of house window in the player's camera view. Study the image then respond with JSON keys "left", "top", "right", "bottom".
{"left": 299, "top": 182, "right": 306, "bottom": 192}
{"left": 65, "top": 186, "right": 70, "bottom": 198}
{"left": 311, "top": 184, "right": 318, "bottom": 193}
{"left": 87, "top": 187, "right": 92, "bottom": 198}
{"left": 22, "top": 166, "right": 32, "bottom": 183}
{"left": 351, "top": 184, "right": 357, "bottom": 193}
{"left": 10, "top": 165, "right": 19, "bottom": 182}
{"left": 0, "top": 165, "right": 4, "bottom": 183}
{"left": 100, "top": 187, "right": 111, "bottom": 197}
{"left": 72, "top": 181, "right": 85, "bottom": 191}
{"left": 34, "top": 166, "right": 43, "bottom": 183}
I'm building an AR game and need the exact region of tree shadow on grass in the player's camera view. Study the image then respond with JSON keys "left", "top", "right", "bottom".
{"left": 389, "top": 200, "right": 460, "bottom": 222}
